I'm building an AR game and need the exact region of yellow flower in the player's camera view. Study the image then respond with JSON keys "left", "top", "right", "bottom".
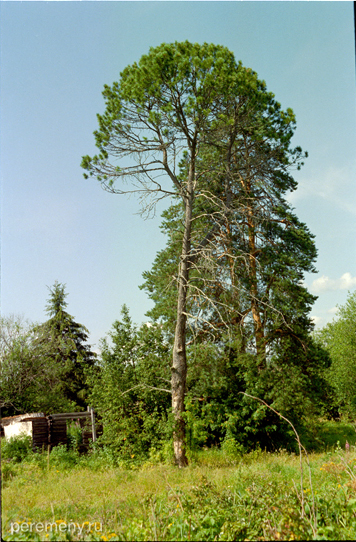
{"left": 131, "top": 454, "right": 135, "bottom": 458}
{"left": 101, "top": 536, "right": 108, "bottom": 541}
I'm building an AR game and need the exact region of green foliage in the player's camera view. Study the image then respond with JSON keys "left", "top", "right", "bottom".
{"left": 267, "top": 333, "right": 332, "bottom": 422}
{"left": 310, "top": 420, "right": 356, "bottom": 451}
{"left": 33, "top": 281, "right": 97, "bottom": 411}
{"left": 49, "top": 444, "right": 79, "bottom": 469}
{"left": 0, "top": 284, "right": 97, "bottom": 416}
{"left": 315, "top": 290, "right": 356, "bottom": 417}
{"left": 67, "top": 420, "right": 83, "bottom": 452}
{"left": 87, "top": 305, "right": 172, "bottom": 461}
{"left": 6, "top": 445, "right": 356, "bottom": 540}
{"left": 0, "top": 315, "right": 51, "bottom": 415}
{"left": 1, "top": 434, "right": 32, "bottom": 463}
{"left": 182, "top": 336, "right": 330, "bottom": 452}
{"left": 221, "top": 437, "right": 245, "bottom": 458}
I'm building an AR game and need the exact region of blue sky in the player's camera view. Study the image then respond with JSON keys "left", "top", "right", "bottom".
{"left": 1, "top": 1, "right": 355, "bottom": 350}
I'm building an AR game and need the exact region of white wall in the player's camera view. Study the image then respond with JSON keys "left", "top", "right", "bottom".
{"left": 4, "top": 420, "right": 32, "bottom": 439}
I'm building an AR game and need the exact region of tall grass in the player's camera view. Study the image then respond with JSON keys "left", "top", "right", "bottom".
{"left": 2, "top": 423, "right": 356, "bottom": 541}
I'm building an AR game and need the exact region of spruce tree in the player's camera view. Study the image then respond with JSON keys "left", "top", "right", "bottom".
{"left": 34, "top": 281, "right": 96, "bottom": 411}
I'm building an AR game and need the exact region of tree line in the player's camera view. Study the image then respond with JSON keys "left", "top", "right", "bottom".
{"left": 1, "top": 282, "right": 355, "bottom": 462}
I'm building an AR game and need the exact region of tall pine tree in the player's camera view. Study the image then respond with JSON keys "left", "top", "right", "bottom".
{"left": 82, "top": 41, "right": 320, "bottom": 463}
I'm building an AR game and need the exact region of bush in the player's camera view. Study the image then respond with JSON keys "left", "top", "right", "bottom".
{"left": 1, "top": 434, "right": 32, "bottom": 463}
{"left": 2, "top": 460, "right": 19, "bottom": 481}
{"left": 221, "top": 437, "right": 245, "bottom": 458}
{"left": 49, "top": 444, "right": 79, "bottom": 469}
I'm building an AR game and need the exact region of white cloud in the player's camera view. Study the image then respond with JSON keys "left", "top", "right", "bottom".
{"left": 288, "top": 163, "right": 356, "bottom": 216}
{"left": 327, "top": 306, "right": 339, "bottom": 314}
{"left": 310, "top": 272, "right": 356, "bottom": 293}
{"left": 311, "top": 315, "right": 324, "bottom": 326}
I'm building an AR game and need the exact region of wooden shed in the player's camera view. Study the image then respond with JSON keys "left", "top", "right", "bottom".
{"left": 1, "top": 407, "right": 98, "bottom": 452}
{"left": 1, "top": 413, "right": 45, "bottom": 442}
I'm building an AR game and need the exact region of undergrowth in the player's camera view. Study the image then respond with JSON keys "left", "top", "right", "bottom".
{"left": 3, "top": 426, "right": 356, "bottom": 540}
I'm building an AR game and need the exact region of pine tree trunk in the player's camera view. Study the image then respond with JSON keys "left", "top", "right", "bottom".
{"left": 171, "top": 166, "right": 194, "bottom": 468}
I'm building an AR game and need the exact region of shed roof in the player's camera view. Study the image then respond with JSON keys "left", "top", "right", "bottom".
{"left": 1, "top": 413, "right": 45, "bottom": 426}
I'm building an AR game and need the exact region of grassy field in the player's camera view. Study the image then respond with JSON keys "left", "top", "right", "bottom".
{"left": 2, "top": 422, "right": 356, "bottom": 541}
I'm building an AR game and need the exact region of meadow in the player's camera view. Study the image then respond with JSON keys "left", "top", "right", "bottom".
{"left": 2, "top": 421, "right": 356, "bottom": 541}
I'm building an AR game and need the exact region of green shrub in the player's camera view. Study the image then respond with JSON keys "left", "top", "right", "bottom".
{"left": 49, "top": 444, "right": 79, "bottom": 469}
{"left": 221, "top": 437, "right": 245, "bottom": 458}
{"left": 1, "top": 434, "right": 32, "bottom": 463}
{"left": 1, "top": 460, "right": 19, "bottom": 481}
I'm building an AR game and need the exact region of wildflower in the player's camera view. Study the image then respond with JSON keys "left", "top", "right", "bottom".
{"left": 346, "top": 441, "right": 350, "bottom": 452}
{"left": 131, "top": 454, "right": 135, "bottom": 458}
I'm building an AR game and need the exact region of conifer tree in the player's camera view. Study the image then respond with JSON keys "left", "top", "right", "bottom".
{"left": 34, "top": 281, "right": 96, "bottom": 410}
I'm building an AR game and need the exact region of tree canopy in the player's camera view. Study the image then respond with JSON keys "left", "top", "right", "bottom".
{"left": 315, "top": 290, "right": 356, "bottom": 417}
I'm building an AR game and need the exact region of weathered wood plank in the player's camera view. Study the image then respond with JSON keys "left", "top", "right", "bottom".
{"left": 50, "top": 412, "right": 91, "bottom": 420}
